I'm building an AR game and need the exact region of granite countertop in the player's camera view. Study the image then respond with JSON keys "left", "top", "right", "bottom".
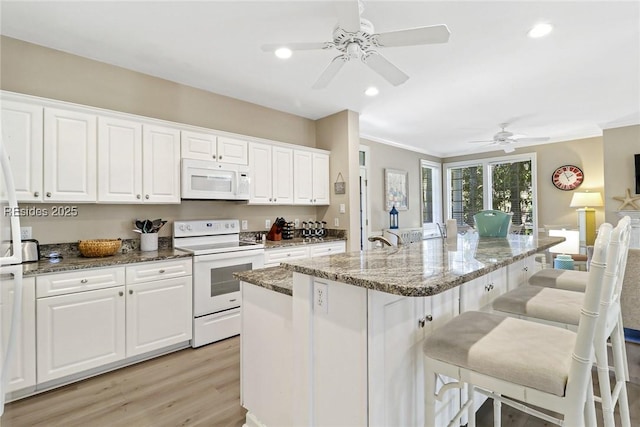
{"left": 262, "top": 236, "right": 346, "bottom": 249}
{"left": 234, "top": 267, "right": 293, "bottom": 296}
{"left": 21, "top": 248, "right": 192, "bottom": 276}
{"left": 280, "top": 234, "right": 563, "bottom": 297}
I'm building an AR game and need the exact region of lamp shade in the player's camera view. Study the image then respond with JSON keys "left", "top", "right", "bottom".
{"left": 569, "top": 192, "right": 603, "bottom": 208}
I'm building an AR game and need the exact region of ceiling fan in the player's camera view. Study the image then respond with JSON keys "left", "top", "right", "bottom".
{"left": 468, "top": 123, "right": 550, "bottom": 153}
{"left": 261, "top": 0, "right": 450, "bottom": 89}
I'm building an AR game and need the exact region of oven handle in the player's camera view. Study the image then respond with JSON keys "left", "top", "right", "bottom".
{"left": 192, "top": 249, "right": 265, "bottom": 263}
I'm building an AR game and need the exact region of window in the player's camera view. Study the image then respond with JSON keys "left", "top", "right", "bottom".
{"left": 449, "top": 164, "right": 483, "bottom": 227}
{"left": 445, "top": 154, "right": 538, "bottom": 234}
{"left": 421, "top": 160, "right": 442, "bottom": 237}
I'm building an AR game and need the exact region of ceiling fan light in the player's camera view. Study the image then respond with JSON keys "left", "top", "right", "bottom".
{"left": 365, "top": 86, "right": 379, "bottom": 96}
{"left": 274, "top": 47, "right": 292, "bottom": 59}
{"left": 528, "top": 23, "right": 553, "bottom": 38}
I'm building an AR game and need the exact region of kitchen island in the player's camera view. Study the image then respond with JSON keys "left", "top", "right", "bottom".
{"left": 236, "top": 233, "right": 562, "bottom": 427}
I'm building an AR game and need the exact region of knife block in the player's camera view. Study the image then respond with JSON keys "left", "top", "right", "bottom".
{"left": 266, "top": 223, "right": 282, "bottom": 241}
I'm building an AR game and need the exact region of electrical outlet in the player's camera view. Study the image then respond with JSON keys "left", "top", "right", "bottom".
{"left": 20, "top": 227, "right": 32, "bottom": 240}
{"left": 334, "top": 218, "right": 339, "bottom": 227}
{"left": 294, "top": 218, "right": 300, "bottom": 227}
{"left": 314, "top": 281, "right": 328, "bottom": 314}
{"left": 241, "top": 220, "right": 248, "bottom": 230}
{"left": 265, "top": 219, "right": 271, "bottom": 229}
{"left": 339, "top": 203, "right": 346, "bottom": 214}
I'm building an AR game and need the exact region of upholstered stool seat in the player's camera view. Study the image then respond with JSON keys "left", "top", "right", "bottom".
{"left": 424, "top": 311, "right": 576, "bottom": 397}
{"left": 528, "top": 268, "right": 588, "bottom": 292}
{"left": 492, "top": 285, "right": 583, "bottom": 325}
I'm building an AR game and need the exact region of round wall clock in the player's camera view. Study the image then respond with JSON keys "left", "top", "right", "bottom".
{"left": 551, "top": 165, "right": 584, "bottom": 190}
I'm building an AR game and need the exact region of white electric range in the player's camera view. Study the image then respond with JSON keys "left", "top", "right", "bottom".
{"left": 173, "top": 219, "right": 264, "bottom": 347}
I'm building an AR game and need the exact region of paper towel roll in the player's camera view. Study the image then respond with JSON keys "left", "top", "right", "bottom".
{"left": 446, "top": 219, "right": 457, "bottom": 237}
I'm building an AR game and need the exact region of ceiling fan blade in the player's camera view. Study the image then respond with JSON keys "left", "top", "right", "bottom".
{"left": 362, "top": 52, "right": 409, "bottom": 86}
{"left": 335, "top": 0, "right": 361, "bottom": 33}
{"left": 312, "top": 56, "right": 347, "bottom": 89}
{"left": 514, "top": 137, "right": 550, "bottom": 143}
{"left": 374, "top": 25, "right": 451, "bottom": 47}
{"left": 261, "top": 42, "right": 331, "bottom": 52}
{"left": 468, "top": 140, "right": 495, "bottom": 144}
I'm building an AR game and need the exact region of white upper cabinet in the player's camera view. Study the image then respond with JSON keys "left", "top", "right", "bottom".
{"left": 217, "top": 136, "right": 248, "bottom": 165}
{"left": 181, "top": 130, "right": 216, "bottom": 161}
{"left": 43, "top": 108, "right": 97, "bottom": 202}
{"left": 143, "top": 125, "right": 181, "bottom": 203}
{"left": 181, "top": 130, "right": 248, "bottom": 165}
{"left": 97, "top": 116, "right": 143, "bottom": 203}
{"left": 249, "top": 142, "right": 293, "bottom": 204}
{"left": 98, "top": 120, "right": 179, "bottom": 204}
{"left": 293, "top": 149, "right": 330, "bottom": 205}
{"left": 1, "top": 101, "right": 43, "bottom": 202}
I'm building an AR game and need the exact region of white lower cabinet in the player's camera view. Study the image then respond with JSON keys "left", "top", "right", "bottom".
{"left": 368, "top": 287, "right": 460, "bottom": 426}
{"left": 1, "top": 275, "right": 36, "bottom": 393}
{"left": 264, "top": 241, "right": 346, "bottom": 268}
{"left": 125, "top": 276, "right": 192, "bottom": 357}
{"left": 506, "top": 254, "right": 538, "bottom": 290}
{"left": 36, "top": 286, "right": 126, "bottom": 383}
{"left": 459, "top": 267, "right": 508, "bottom": 313}
{"left": 35, "top": 260, "right": 192, "bottom": 385}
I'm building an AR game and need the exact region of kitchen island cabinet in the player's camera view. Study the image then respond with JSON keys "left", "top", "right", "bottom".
{"left": 238, "top": 234, "right": 560, "bottom": 427}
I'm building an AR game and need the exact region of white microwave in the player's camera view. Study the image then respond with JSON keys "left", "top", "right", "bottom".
{"left": 181, "top": 159, "right": 250, "bottom": 200}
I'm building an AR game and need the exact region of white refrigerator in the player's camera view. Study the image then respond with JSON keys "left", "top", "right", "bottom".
{"left": 0, "top": 136, "right": 23, "bottom": 416}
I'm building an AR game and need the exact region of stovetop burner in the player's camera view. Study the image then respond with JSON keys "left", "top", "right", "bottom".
{"left": 173, "top": 219, "right": 264, "bottom": 256}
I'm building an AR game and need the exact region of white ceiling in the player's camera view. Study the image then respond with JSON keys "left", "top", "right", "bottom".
{"left": 2, "top": 1, "right": 639, "bottom": 157}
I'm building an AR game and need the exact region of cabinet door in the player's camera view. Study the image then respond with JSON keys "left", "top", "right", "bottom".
{"left": 312, "top": 152, "right": 330, "bottom": 205}
{"left": 217, "top": 136, "right": 248, "bottom": 165}
{"left": 37, "top": 286, "right": 125, "bottom": 383}
{"left": 126, "top": 276, "right": 192, "bottom": 357}
{"left": 43, "top": 108, "right": 97, "bottom": 202}
{"left": 181, "top": 130, "right": 216, "bottom": 161}
{"left": 460, "top": 268, "right": 508, "bottom": 313}
{"left": 248, "top": 142, "right": 273, "bottom": 204}
{"left": 506, "top": 256, "right": 536, "bottom": 290}
{"left": 97, "top": 116, "right": 143, "bottom": 203}
{"left": 272, "top": 146, "right": 294, "bottom": 204}
{"left": 1, "top": 276, "right": 36, "bottom": 392}
{"left": 293, "top": 150, "right": 313, "bottom": 204}
{"left": 1, "top": 101, "right": 43, "bottom": 202}
{"left": 142, "top": 125, "right": 181, "bottom": 203}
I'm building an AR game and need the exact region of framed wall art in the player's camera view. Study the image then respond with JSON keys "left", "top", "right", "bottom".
{"left": 385, "top": 168, "right": 408, "bottom": 211}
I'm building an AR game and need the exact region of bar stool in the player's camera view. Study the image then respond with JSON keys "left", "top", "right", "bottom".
{"left": 490, "top": 217, "right": 632, "bottom": 427}
{"left": 423, "top": 223, "right": 611, "bottom": 427}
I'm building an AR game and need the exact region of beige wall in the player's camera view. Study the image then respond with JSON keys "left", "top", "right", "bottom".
{"left": 603, "top": 124, "right": 640, "bottom": 224}
{"left": 316, "top": 110, "right": 361, "bottom": 251}
{"left": 0, "top": 36, "right": 316, "bottom": 147}
{"left": 0, "top": 36, "right": 324, "bottom": 244}
{"left": 361, "top": 138, "right": 442, "bottom": 232}
{"left": 444, "top": 136, "right": 605, "bottom": 230}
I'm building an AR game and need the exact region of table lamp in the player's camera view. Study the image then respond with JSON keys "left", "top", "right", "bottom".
{"left": 569, "top": 191, "right": 603, "bottom": 251}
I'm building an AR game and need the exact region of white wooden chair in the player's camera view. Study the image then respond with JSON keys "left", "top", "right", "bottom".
{"left": 423, "top": 223, "right": 611, "bottom": 426}
{"left": 490, "top": 217, "right": 632, "bottom": 427}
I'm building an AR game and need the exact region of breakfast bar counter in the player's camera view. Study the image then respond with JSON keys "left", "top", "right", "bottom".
{"left": 239, "top": 234, "right": 563, "bottom": 427}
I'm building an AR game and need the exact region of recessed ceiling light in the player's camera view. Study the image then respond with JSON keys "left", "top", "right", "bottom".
{"left": 528, "top": 23, "right": 553, "bottom": 38}
{"left": 274, "top": 47, "right": 292, "bottom": 59}
{"left": 365, "top": 86, "right": 379, "bottom": 96}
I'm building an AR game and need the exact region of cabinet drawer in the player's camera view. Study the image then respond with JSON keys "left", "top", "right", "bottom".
{"left": 264, "top": 247, "right": 309, "bottom": 265}
{"left": 309, "top": 242, "right": 346, "bottom": 258}
{"left": 36, "top": 267, "right": 125, "bottom": 298}
{"left": 126, "top": 259, "right": 192, "bottom": 284}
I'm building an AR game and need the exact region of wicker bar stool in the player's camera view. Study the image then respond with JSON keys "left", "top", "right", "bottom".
{"left": 423, "top": 222, "right": 611, "bottom": 427}
{"left": 490, "top": 217, "right": 632, "bottom": 427}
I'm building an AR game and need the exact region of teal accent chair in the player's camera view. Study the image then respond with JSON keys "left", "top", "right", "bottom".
{"left": 473, "top": 210, "right": 512, "bottom": 237}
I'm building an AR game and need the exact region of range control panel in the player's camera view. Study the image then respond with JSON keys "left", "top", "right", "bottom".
{"left": 173, "top": 219, "right": 239, "bottom": 237}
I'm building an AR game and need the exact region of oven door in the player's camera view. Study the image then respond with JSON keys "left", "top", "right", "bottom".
{"left": 192, "top": 249, "right": 264, "bottom": 317}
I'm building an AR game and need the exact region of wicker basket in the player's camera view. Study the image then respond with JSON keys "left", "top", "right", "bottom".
{"left": 78, "top": 239, "right": 122, "bottom": 257}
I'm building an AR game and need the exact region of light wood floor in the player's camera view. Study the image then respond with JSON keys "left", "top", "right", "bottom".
{"left": 2, "top": 338, "right": 640, "bottom": 426}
